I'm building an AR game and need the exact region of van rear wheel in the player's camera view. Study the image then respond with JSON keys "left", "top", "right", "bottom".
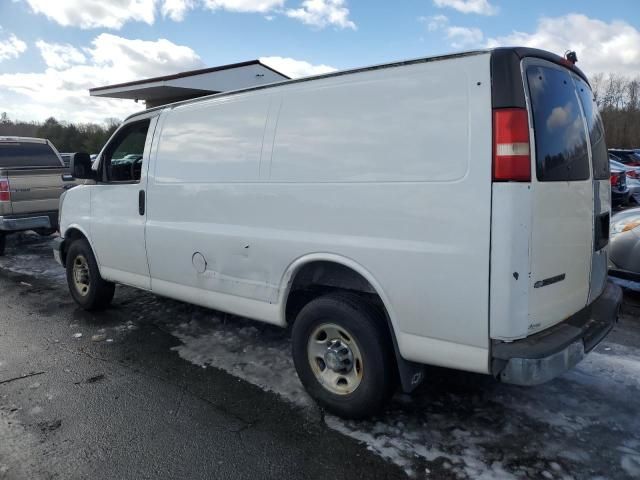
{"left": 65, "top": 239, "right": 115, "bottom": 311}
{"left": 292, "top": 292, "right": 396, "bottom": 419}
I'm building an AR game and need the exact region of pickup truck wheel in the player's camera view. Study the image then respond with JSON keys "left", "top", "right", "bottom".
{"left": 0, "top": 234, "right": 5, "bottom": 256}
{"left": 292, "top": 292, "right": 396, "bottom": 419}
{"left": 65, "top": 239, "right": 115, "bottom": 311}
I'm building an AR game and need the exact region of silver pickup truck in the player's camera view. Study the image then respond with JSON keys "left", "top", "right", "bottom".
{"left": 0, "top": 136, "right": 76, "bottom": 255}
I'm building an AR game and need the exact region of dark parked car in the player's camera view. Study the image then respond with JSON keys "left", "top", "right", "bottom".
{"left": 610, "top": 156, "right": 640, "bottom": 205}
{"left": 611, "top": 161, "right": 630, "bottom": 207}
{"left": 609, "top": 149, "right": 640, "bottom": 166}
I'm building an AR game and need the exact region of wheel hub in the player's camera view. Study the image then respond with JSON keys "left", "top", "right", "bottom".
{"left": 323, "top": 339, "right": 354, "bottom": 373}
{"left": 307, "top": 323, "right": 363, "bottom": 395}
{"left": 72, "top": 255, "right": 90, "bottom": 296}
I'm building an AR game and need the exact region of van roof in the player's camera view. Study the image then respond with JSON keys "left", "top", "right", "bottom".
{"left": 0, "top": 136, "right": 48, "bottom": 144}
{"left": 125, "top": 47, "right": 589, "bottom": 122}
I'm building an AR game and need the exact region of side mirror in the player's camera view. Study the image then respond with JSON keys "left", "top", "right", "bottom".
{"left": 70, "top": 152, "right": 95, "bottom": 180}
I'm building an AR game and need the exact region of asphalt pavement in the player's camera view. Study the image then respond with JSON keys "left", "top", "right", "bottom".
{"left": 0, "top": 266, "right": 403, "bottom": 480}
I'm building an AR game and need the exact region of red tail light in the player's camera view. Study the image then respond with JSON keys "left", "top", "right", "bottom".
{"left": 610, "top": 173, "right": 620, "bottom": 186}
{"left": 493, "top": 108, "right": 531, "bottom": 182}
{"left": 0, "top": 177, "right": 10, "bottom": 202}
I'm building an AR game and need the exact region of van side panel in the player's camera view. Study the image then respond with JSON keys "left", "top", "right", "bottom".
{"left": 146, "top": 53, "right": 493, "bottom": 373}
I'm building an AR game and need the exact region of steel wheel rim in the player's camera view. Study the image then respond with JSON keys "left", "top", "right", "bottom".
{"left": 72, "top": 254, "right": 90, "bottom": 297}
{"left": 307, "top": 323, "right": 363, "bottom": 395}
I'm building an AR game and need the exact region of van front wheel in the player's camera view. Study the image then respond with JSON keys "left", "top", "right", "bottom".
{"left": 65, "top": 239, "right": 115, "bottom": 311}
{"left": 292, "top": 292, "right": 396, "bottom": 419}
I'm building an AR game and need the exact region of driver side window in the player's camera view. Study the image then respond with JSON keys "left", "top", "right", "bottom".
{"left": 102, "top": 119, "right": 150, "bottom": 183}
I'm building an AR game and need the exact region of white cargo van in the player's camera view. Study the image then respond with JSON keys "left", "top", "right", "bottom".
{"left": 54, "top": 48, "right": 622, "bottom": 418}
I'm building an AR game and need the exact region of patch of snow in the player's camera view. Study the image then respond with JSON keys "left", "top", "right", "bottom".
{"left": 28, "top": 406, "right": 43, "bottom": 415}
{"left": 0, "top": 233, "right": 65, "bottom": 281}
{"left": 167, "top": 307, "right": 640, "bottom": 478}
{"left": 171, "top": 318, "right": 313, "bottom": 408}
{"left": 72, "top": 333, "right": 82, "bottom": 339}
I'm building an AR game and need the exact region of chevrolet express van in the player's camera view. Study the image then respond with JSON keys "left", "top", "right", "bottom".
{"left": 54, "top": 48, "right": 622, "bottom": 418}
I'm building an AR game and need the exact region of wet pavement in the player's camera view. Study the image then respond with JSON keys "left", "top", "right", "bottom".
{"left": 1, "top": 232, "right": 640, "bottom": 479}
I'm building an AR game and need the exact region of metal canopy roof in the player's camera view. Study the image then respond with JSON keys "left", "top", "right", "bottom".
{"left": 89, "top": 60, "right": 289, "bottom": 105}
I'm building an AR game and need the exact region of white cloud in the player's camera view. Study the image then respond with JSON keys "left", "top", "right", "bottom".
{"left": 433, "top": 0, "right": 497, "bottom": 16}
{"left": 36, "top": 41, "right": 86, "bottom": 69}
{"left": 486, "top": 14, "right": 640, "bottom": 77}
{"left": 421, "top": 15, "right": 484, "bottom": 49}
{"left": 25, "top": 0, "right": 157, "bottom": 29}
{"left": 446, "top": 26, "right": 483, "bottom": 48}
{"left": 24, "top": 0, "right": 354, "bottom": 30}
{"left": 285, "top": 0, "right": 356, "bottom": 30}
{"left": 90, "top": 33, "right": 203, "bottom": 78}
{"left": 0, "top": 34, "right": 203, "bottom": 123}
{"left": 161, "top": 0, "right": 196, "bottom": 20}
{"left": 420, "top": 14, "right": 449, "bottom": 32}
{"left": 260, "top": 56, "right": 337, "bottom": 78}
{"left": 203, "top": 0, "right": 284, "bottom": 13}
{"left": 0, "top": 34, "right": 27, "bottom": 62}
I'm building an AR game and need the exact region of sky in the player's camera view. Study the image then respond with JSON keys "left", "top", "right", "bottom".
{"left": 0, "top": 0, "right": 639, "bottom": 124}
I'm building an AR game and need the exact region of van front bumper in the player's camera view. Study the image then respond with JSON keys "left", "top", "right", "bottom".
{"left": 52, "top": 237, "right": 65, "bottom": 266}
{"left": 0, "top": 213, "right": 53, "bottom": 232}
{"left": 492, "top": 281, "right": 623, "bottom": 386}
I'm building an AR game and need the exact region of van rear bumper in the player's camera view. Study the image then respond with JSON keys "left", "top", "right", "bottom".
{"left": 0, "top": 212, "right": 56, "bottom": 232}
{"left": 492, "top": 281, "right": 623, "bottom": 385}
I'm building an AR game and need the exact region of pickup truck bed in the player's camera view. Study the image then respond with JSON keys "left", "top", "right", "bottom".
{"left": 0, "top": 136, "right": 76, "bottom": 255}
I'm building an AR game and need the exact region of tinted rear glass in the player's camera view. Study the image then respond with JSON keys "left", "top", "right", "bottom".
{"left": 574, "top": 77, "right": 608, "bottom": 180}
{"left": 526, "top": 65, "right": 590, "bottom": 181}
{"left": 0, "top": 142, "right": 62, "bottom": 168}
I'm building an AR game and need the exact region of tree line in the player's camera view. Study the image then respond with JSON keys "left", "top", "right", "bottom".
{"left": 591, "top": 73, "right": 640, "bottom": 149}
{"left": 1, "top": 72, "right": 639, "bottom": 152}
{"left": 0, "top": 114, "right": 120, "bottom": 154}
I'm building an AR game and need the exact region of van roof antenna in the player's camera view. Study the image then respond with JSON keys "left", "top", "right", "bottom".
{"left": 564, "top": 50, "right": 578, "bottom": 65}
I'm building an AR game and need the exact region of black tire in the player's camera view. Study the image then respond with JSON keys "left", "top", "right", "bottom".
{"left": 65, "top": 238, "right": 115, "bottom": 311}
{"left": 0, "top": 234, "right": 5, "bottom": 256}
{"left": 292, "top": 292, "right": 397, "bottom": 419}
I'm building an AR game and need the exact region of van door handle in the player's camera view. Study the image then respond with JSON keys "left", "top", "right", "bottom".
{"left": 138, "top": 190, "right": 145, "bottom": 216}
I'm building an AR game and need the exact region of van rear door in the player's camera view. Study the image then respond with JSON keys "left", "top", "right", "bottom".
{"left": 524, "top": 60, "right": 599, "bottom": 335}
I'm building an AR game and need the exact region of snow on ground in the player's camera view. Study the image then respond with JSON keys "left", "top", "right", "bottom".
{"left": 0, "top": 233, "right": 65, "bottom": 281}
{"left": 3, "top": 234, "right": 640, "bottom": 478}
{"left": 165, "top": 307, "right": 640, "bottom": 479}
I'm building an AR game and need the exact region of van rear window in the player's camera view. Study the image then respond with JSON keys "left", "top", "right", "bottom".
{"left": 0, "top": 142, "right": 62, "bottom": 168}
{"left": 575, "top": 77, "right": 609, "bottom": 180}
{"left": 526, "top": 65, "right": 590, "bottom": 182}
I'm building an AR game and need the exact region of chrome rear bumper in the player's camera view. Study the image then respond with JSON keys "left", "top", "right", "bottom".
{"left": 0, "top": 215, "right": 51, "bottom": 232}
{"left": 492, "top": 281, "right": 623, "bottom": 385}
